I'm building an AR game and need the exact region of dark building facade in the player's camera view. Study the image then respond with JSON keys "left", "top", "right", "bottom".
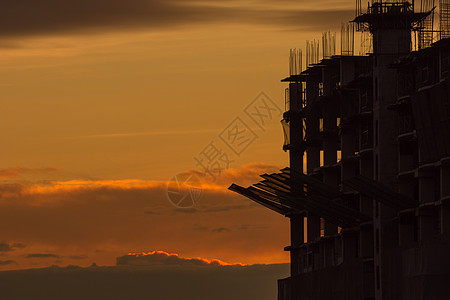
{"left": 230, "top": 1, "right": 450, "bottom": 299}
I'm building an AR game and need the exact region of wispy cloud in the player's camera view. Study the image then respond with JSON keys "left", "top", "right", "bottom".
{"left": 117, "top": 250, "right": 243, "bottom": 266}
{"left": 0, "top": 163, "right": 279, "bottom": 201}
{"left": 181, "top": 162, "right": 281, "bottom": 189}
{"left": 64, "top": 128, "right": 221, "bottom": 140}
{"left": 69, "top": 255, "right": 88, "bottom": 260}
{"left": 0, "top": 242, "right": 26, "bottom": 252}
{"left": 0, "top": 167, "right": 57, "bottom": 179}
{"left": 0, "top": 0, "right": 353, "bottom": 40}
{"left": 212, "top": 227, "right": 231, "bottom": 233}
{"left": 0, "top": 260, "right": 17, "bottom": 266}
{"left": 203, "top": 204, "right": 253, "bottom": 213}
{"left": 0, "top": 163, "right": 289, "bottom": 268}
{"left": 26, "top": 253, "right": 61, "bottom": 259}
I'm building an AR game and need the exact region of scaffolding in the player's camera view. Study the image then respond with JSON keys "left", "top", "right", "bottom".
{"left": 360, "top": 30, "right": 373, "bottom": 55}
{"left": 354, "top": 0, "right": 373, "bottom": 54}
{"left": 417, "top": 0, "right": 436, "bottom": 49}
{"left": 289, "top": 48, "right": 302, "bottom": 76}
{"left": 341, "top": 23, "right": 355, "bottom": 56}
{"left": 440, "top": 0, "right": 450, "bottom": 38}
{"left": 306, "top": 40, "right": 320, "bottom": 66}
{"left": 322, "top": 32, "right": 336, "bottom": 59}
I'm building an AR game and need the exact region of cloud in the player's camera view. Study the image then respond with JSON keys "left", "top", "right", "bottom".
{"left": 174, "top": 208, "right": 199, "bottom": 214}
{"left": 116, "top": 250, "right": 243, "bottom": 267}
{"left": 193, "top": 224, "right": 208, "bottom": 231}
{"left": 0, "top": 167, "right": 57, "bottom": 179}
{"left": 26, "top": 254, "right": 61, "bottom": 259}
{"left": 0, "top": 163, "right": 289, "bottom": 269}
{"left": 11, "top": 243, "right": 26, "bottom": 249}
{"left": 216, "top": 162, "right": 280, "bottom": 183}
{"left": 203, "top": 204, "right": 253, "bottom": 213}
{"left": 69, "top": 255, "right": 88, "bottom": 260}
{"left": 181, "top": 162, "right": 281, "bottom": 189}
{"left": 0, "top": 0, "right": 353, "bottom": 39}
{"left": 239, "top": 224, "right": 269, "bottom": 230}
{"left": 23, "top": 179, "right": 167, "bottom": 196}
{"left": 0, "top": 163, "right": 279, "bottom": 202}
{"left": 0, "top": 260, "right": 17, "bottom": 266}
{"left": 67, "top": 128, "right": 222, "bottom": 140}
{"left": 0, "top": 243, "right": 14, "bottom": 252}
{"left": 212, "top": 227, "right": 231, "bottom": 233}
{"left": 0, "top": 184, "right": 23, "bottom": 199}
{"left": 0, "top": 242, "right": 26, "bottom": 252}
{"left": 143, "top": 208, "right": 161, "bottom": 215}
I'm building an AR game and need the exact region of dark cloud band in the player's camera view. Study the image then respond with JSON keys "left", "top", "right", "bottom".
{"left": 26, "top": 253, "right": 61, "bottom": 259}
{"left": 0, "top": 242, "right": 26, "bottom": 252}
{"left": 0, "top": 0, "right": 353, "bottom": 38}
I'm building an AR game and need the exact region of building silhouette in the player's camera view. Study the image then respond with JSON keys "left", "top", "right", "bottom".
{"left": 230, "top": 1, "right": 450, "bottom": 299}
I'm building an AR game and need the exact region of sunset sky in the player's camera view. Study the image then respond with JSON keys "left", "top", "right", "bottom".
{"left": 0, "top": 0, "right": 355, "bottom": 272}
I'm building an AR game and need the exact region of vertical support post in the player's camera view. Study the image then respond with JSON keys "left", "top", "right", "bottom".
{"left": 288, "top": 81, "right": 305, "bottom": 276}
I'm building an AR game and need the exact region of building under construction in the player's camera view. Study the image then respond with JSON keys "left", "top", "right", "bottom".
{"left": 230, "top": 1, "right": 450, "bottom": 299}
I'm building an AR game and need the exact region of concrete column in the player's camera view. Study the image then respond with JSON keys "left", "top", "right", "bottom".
{"left": 289, "top": 214, "right": 304, "bottom": 276}
{"left": 343, "top": 230, "right": 358, "bottom": 259}
{"left": 398, "top": 177, "right": 415, "bottom": 200}
{"left": 360, "top": 226, "right": 374, "bottom": 258}
{"left": 289, "top": 82, "right": 303, "bottom": 173}
{"left": 399, "top": 213, "right": 415, "bottom": 247}
{"left": 440, "top": 162, "right": 450, "bottom": 198}
{"left": 306, "top": 76, "right": 320, "bottom": 174}
{"left": 324, "top": 238, "right": 334, "bottom": 268}
{"left": 307, "top": 215, "right": 321, "bottom": 242}
{"left": 440, "top": 160, "right": 450, "bottom": 234}
{"left": 360, "top": 155, "right": 374, "bottom": 216}
{"left": 418, "top": 172, "right": 436, "bottom": 204}
{"left": 398, "top": 150, "right": 415, "bottom": 173}
{"left": 441, "top": 203, "right": 450, "bottom": 234}
{"left": 418, "top": 211, "right": 436, "bottom": 243}
{"left": 323, "top": 100, "right": 337, "bottom": 165}
{"left": 322, "top": 97, "right": 339, "bottom": 235}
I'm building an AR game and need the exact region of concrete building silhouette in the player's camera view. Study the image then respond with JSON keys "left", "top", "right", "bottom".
{"left": 230, "top": 1, "right": 450, "bottom": 299}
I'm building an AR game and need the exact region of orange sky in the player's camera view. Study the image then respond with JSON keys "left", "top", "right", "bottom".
{"left": 0, "top": 0, "right": 355, "bottom": 270}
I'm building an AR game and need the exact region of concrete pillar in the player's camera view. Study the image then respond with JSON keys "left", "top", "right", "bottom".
{"left": 289, "top": 82, "right": 303, "bottom": 173}
{"left": 371, "top": 21, "right": 411, "bottom": 300}
{"left": 324, "top": 238, "right": 335, "bottom": 268}
{"left": 398, "top": 149, "right": 415, "bottom": 173}
{"left": 399, "top": 213, "right": 416, "bottom": 247}
{"left": 418, "top": 171, "right": 437, "bottom": 204}
{"left": 441, "top": 203, "right": 450, "bottom": 234}
{"left": 342, "top": 230, "right": 358, "bottom": 259}
{"left": 306, "top": 76, "right": 320, "bottom": 174}
{"left": 289, "top": 214, "right": 304, "bottom": 276}
{"left": 440, "top": 159, "right": 450, "bottom": 234}
{"left": 322, "top": 97, "right": 339, "bottom": 235}
{"left": 323, "top": 100, "right": 338, "bottom": 165}
{"left": 398, "top": 177, "right": 415, "bottom": 200}
{"left": 418, "top": 211, "right": 436, "bottom": 243}
{"left": 440, "top": 161, "right": 450, "bottom": 198}
{"left": 307, "top": 215, "right": 321, "bottom": 242}
{"left": 322, "top": 96, "right": 339, "bottom": 235}
{"left": 360, "top": 225, "right": 374, "bottom": 258}
{"left": 360, "top": 154, "right": 374, "bottom": 216}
